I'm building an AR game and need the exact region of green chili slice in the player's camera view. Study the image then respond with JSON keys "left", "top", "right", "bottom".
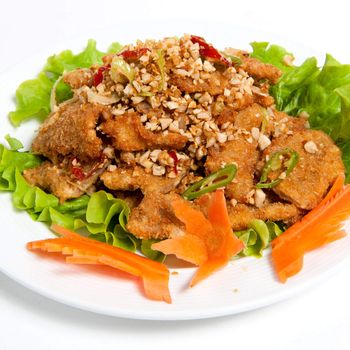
{"left": 182, "top": 164, "right": 237, "bottom": 200}
{"left": 260, "top": 108, "right": 268, "bottom": 134}
{"left": 222, "top": 53, "right": 243, "bottom": 66}
{"left": 256, "top": 148, "right": 299, "bottom": 189}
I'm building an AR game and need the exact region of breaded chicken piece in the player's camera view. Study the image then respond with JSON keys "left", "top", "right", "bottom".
{"left": 252, "top": 85, "right": 275, "bottom": 107}
{"left": 127, "top": 192, "right": 186, "bottom": 240}
{"left": 223, "top": 48, "right": 282, "bottom": 84}
{"left": 63, "top": 69, "right": 93, "bottom": 89}
{"left": 136, "top": 119, "right": 188, "bottom": 150}
{"left": 170, "top": 71, "right": 230, "bottom": 95}
{"left": 228, "top": 202, "right": 301, "bottom": 231}
{"left": 241, "top": 57, "right": 282, "bottom": 84}
{"left": 24, "top": 159, "right": 109, "bottom": 202}
{"left": 215, "top": 103, "right": 264, "bottom": 128}
{"left": 205, "top": 137, "right": 259, "bottom": 202}
{"left": 101, "top": 166, "right": 182, "bottom": 194}
{"left": 24, "top": 162, "right": 84, "bottom": 202}
{"left": 266, "top": 110, "right": 308, "bottom": 137}
{"left": 100, "top": 113, "right": 148, "bottom": 151}
{"left": 32, "top": 102, "right": 108, "bottom": 162}
{"left": 100, "top": 112, "right": 187, "bottom": 151}
{"left": 234, "top": 103, "right": 264, "bottom": 130}
{"left": 263, "top": 130, "right": 345, "bottom": 210}
{"left": 214, "top": 108, "right": 237, "bottom": 125}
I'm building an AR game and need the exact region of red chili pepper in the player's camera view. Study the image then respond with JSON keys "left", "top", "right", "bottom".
{"left": 119, "top": 48, "right": 150, "bottom": 61}
{"left": 71, "top": 155, "right": 105, "bottom": 181}
{"left": 190, "top": 35, "right": 231, "bottom": 67}
{"left": 168, "top": 150, "right": 179, "bottom": 175}
{"left": 71, "top": 166, "right": 86, "bottom": 181}
{"left": 84, "top": 154, "right": 107, "bottom": 178}
{"left": 92, "top": 65, "right": 110, "bottom": 87}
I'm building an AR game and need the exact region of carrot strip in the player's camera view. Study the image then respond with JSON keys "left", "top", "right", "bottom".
{"left": 151, "top": 235, "right": 208, "bottom": 266}
{"left": 66, "top": 256, "right": 102, "bottom": 264}
{"left": 190, "top": 190, "right": 244, "bottom": 286}
{"left": 272, "top": 185, "right": 350, "bottom": 283}
{"left": 207, "top": 189, "right": 245, "bottom": 258}
{"left": 51, "top": 225, "right": 169, "bottom": 276}
{"left": 171, "top": 198, "right": 214, "bottom": 246}
{"left": 207, "top": 189, "right": 232, "bottom": 231}
{"left": 27, "top": 228, "right": 172, "bottom": 303}
{"left": 318, "top": 174, "right": 345, "bottom": 207}
{"left": 153, "top": 190, "right": 244, "bottom": 287}
{"left": 190, "top": 257, "right": 232, "bottom": 287}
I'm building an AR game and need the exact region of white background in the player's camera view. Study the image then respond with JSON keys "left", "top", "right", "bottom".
{"left": 1, "top": 0, "right": 350, "bottom": 349}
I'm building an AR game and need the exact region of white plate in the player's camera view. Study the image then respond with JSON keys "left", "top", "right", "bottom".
{"left": 1, "top": 23, "right": 350, "bottom": 320}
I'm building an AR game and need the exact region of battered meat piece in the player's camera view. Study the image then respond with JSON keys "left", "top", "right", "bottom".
{"left": 266, "top": 110, "right": 308, "bottom": 137}
{"left": 32, "top": 102, "right": 108, "bottom": 162}
{"left": 223, "top": 48, "right": 282, "bottom": 84}
{"left": 263, "top": 130, "right": 345, "bottom": 210}
{"left": 234, "top": 103, "right": 264, "bottom": 130}
{"left": 63, "top": 69, "right": 93, "bottom": 89}
{"left": 214, "top": 108, "right": 237, "bottom": 125}
{"left": 170, "top": 71, "right": 230, "bottom": 95}
{"left": 205, "top": 136, "right": 259, "bottom": 202}
{"left": 228, "top": 202, "right": 301, "bottom": 231}
{"left": 100, "top": 112, "right": 187, "bottom": 151}
{"left": 215, "top": 103, "right": 264, "bottom": 128}
{"left": 24, "top": 158, "right": 109, "bottom": 202}
{"left": 100, "top": 113, "right": 147, "bottom": 151}
{"left": 252, "top": 84, "right": 275, "bottom": 107}
{"left": 101, "top": 166, "right": 182, "bottom": 194}
{"left": 24, "top": 162, "right": 84, "bottom": 203}
{"left": 241, "top": 57, "right": 282, "bottom": 84}
{"left": 127, "top": 192, "right": 186, "bottom": 240}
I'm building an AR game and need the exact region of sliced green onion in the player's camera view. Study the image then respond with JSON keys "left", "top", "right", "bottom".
{"left": 182, "top": 164, "right": 237, "bottom": 200}
{"left": 261, "top": 108, "right": 268, "bottom": 134}
{"left": 50, "top": 74, "right": 64, "bottom": 112}
{"left": 156, "top": 49, "right": 165, "bottom": 90}
{"left": 256, "top": 148, "right": 299, "bottom": 189}
{"left": 110, "top": 56, "right": 135, "bottom": 83}
{"left": 139, "top": 90, "right": 154, "bottom": 97}
{"left": 228, "top": 55, "right": 242, "bottom": 66}
{"left": 222, "top": 53, "right": 242, "bottom": 66}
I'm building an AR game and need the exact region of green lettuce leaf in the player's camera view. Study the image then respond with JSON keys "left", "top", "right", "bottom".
{"left": 251, "top": 42, "right": 350, "bottom": 181}
{"left": 141, "top": 239, "right": 166, "bottom": 262}
{"left": 0, "top": 144, "right": 41, "bottom": 190}
{"left": 338, "top": 140, "right": 350, "bottom": 183}
{"left": 235, "top": 220, "right": 284, "bottom": 257}
{"left": 250, "top": 41, "right": 294, "bottom": 73}
{"left": 107, "top": 42, "right": 123, "bottom": 54}
{"left": 9, "top": 40, "right": 107, "bottom": 126}
{"left": 0, "top": 144, "right": 162, "bottom": 259}
{"left": 5, "top": 134, "right": 24, "bottom": 151}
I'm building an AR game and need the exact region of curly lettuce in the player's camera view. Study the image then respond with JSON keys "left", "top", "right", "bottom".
{"left": 9, "top": 40, "right": 123, "bottom": 126}
{"left": 0, "top": 144, "right": 164, "bottom": 261}
{"left": 235, "top": 220, "right": 284, "bottom": 257}
{"left": 251, "top": 42, "right": 350, "bottom": 181}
